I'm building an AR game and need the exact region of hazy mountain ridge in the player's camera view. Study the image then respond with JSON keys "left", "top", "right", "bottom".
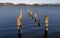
{"left": 0, "top": 3, "right": 60, "bottom": 6}
{"left": 0, "top": 3, "right": 15, "bottom": 6}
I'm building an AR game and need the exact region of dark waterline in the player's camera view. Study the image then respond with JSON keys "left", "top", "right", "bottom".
{"left": 0, "top": 6, "right": 60, "bottom": 38}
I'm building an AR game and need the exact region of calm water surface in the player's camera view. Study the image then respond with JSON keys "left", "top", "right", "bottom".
{"left": 0, "top": 6, "right": 60, "bottom": 38}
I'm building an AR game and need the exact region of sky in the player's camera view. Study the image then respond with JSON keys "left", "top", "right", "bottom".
{"left": 0, "top": 0, "right": 60, "bottom": 4}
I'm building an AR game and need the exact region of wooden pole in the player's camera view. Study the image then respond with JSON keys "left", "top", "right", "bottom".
{"left": 28, "top": 9, "right": 32, "bottom": 15}
{"left": 30, "top": 10, "right": 32, "bottom": 15}
{"left": 34, "top": 13, "right": 37, "bottom": 22}
{"left": 17, "top": 9, "right": 23, "bottom": 33}
{"left": 28, "top": 9, "right": 30, "bottom": 14}
{"left": 17, "top": 16, "right": 22, "bottom": 31}
{"left": 44, "top": 16, "right": 48, "bottom": 32}
{"left": 28, "top": 9, "right": 33, "bottom": 19}
{"left": 44, "top": 16, "right": 48, "bottom": 38}
{"left": 29, "top": 10, "right": 33, "bottom": 18}
{"left": 19, "top": 9, "right": 22, "bottom": 19}
{"left": 17, "top": 9, "right": 23, "bottom": 38}
{"left": 34, "top": 13, "right": 37, "bottom": 19}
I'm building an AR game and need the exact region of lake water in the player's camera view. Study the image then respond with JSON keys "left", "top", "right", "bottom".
{"left": 0, "top": 6, "right": 60, "bottom": 38}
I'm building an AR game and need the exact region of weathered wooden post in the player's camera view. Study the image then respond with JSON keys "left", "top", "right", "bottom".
{"left": 28, "top": 9, "right": 30, "bottom": 15}
{"left": 17, "top": 9, "right": 23, "bottom": 33}
{"left": 19, "top": 9, "right": 22, "bottom": 20}
{"left": 44, "top": 16, "right": 48, "bottom": 38}
{"left": 17, "top": 16, "right": 22, "bottom": 32}
{"left": 34, "top": 13, "right": 37, "bottom": 22}
{"left": 30, "top": 10, "right": 33, "bottom": 19}
{"left": 44, "top": 16, "right": 48, "bottom": 32}
{"left": 28, "top": 10, "right": 32, "bottom": 15}
{"left": 28, "top": 9, "right": 32, "bottom": 15}
{"left": 34, "top": 13, "right": 37, "bottom": 26}
{"left": 28, "top": 9, "right": 33, "bottom": 19}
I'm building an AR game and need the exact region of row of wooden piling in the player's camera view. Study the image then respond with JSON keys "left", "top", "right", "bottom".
{"left": 28, "top": 9, "right": 37, "bottom": 20}
{"left": 28, "top": 9, "right": 48, "bottom": 31}
{"left": 28, "top": 9, "right": 48, "bottom": 38}
{"left": 17, "top": 9, "right": 48, "bottom": 38}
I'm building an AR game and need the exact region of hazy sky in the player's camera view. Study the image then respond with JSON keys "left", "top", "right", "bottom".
{"left": 0, "top": 0, "right": 60, "bottom": 4}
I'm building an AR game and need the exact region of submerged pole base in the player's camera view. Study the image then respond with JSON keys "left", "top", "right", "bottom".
{"left": 44, "top": 30, "right": 48, "bottom": 38}
{"left": 38, "top": 23, "right": 40, "bottom": 27}
{"left": 18, "top": 29, "right": 21, "bottom": 38}
{"left": 34, "top": 18, "right": 36, "bottom": 22}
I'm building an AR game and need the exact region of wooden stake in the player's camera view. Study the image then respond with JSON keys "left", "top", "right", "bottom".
{"left": 17, "top": 16, "right": 22, "bottom": 30}
{"left": 19, "top": 9, "right": 22, "bottom": 19}
{"left": 28, "top": 9, "right": 30, "bottom": 14}
{"left": 34, "top": 13, "right": 37, "bottom": 22}
{"left": 44, "top": 16, "right": 48, "bottom": 32}
{"left": 34, "top": 13, "right": 37, "bottom": 19}
{"left": 28, "top": 9, "right": 33, "bottom": 19}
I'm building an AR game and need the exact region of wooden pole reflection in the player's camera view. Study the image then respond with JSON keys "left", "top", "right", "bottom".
{"left": 38, "top": 19, "right": 40, "bottom": 27}
{"left": 34, "top": 19, "right": 37, "bottom": 26}
{"left": 44, "top": 31, "right": 48, "bottom": 38}
{"left": 18, "top": 30, "right": 21, "bottom": 38}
